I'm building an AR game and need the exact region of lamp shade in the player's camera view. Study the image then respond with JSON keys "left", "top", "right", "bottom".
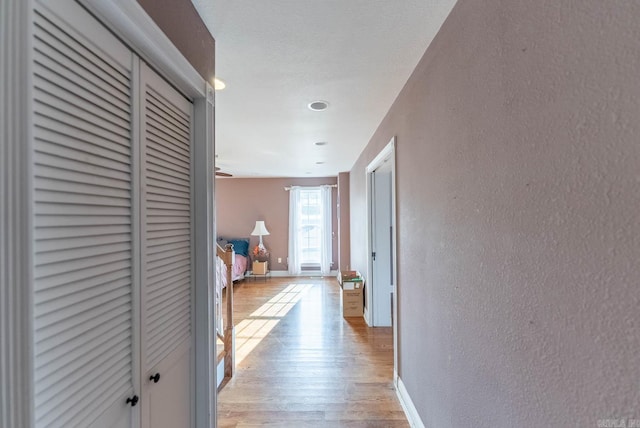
{"left": 250, "top": 221, "right": 270, "bottom": 236}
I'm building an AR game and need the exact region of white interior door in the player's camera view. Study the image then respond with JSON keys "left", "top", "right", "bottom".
{"left": 32, "top": 1, "right": 138, "bottom": 426}
{"left": 371, "top": 159, "right": 393, "bottom": 327}
{"left": 139, "top": 62, "right": 194, "bottom": 428}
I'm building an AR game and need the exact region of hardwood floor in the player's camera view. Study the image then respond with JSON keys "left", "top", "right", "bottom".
{"left": 217, "top": 277, "right": 409, "bottom": 428}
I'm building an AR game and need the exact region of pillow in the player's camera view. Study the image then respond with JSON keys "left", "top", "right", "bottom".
{"left": 228, "top": 238, "right": 249, "bottom": 257}
{"left": 217, "top": 237, "right": 229, "bottom": 248}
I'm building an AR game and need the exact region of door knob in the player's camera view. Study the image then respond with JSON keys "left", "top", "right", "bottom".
{"left": 126, "top": 395, "right": 139, "bottom": 407}
{"left": 149, "top": 373, "right": 161, "bottom": 383}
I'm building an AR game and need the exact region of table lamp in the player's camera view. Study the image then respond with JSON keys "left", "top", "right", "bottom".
{"left": 251, "top": 220, "right": 270, "bottom": 251}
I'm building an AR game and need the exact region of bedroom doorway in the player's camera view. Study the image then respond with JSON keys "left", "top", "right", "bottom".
{"left": 365, "top": 137, "right": 398, "bottom": 368}
{"left": 370, "top": 156, "right": 393, "bottom": 327}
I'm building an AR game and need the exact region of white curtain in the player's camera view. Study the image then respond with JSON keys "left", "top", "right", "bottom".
{"left": 320, "top": 185, "right": 333, "bottom": 275}
{"left": 288, "top": 186, "right": 302, "bottom": 275}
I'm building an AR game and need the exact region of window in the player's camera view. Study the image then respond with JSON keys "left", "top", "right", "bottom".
{"left": 299, "top": 188, "right": 322, "bottom": 266}
{"left": 288, "top": 185, "right": 333, "bottom": 275}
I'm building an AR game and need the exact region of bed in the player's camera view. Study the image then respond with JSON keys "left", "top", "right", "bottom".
{"left": 215, "top": 237, "right": 250, "bottom": 383}
{"left": 216, "top": 237, "right": 250, "bottom": 285}
{"left": 215, "top": 235, "right": 250, "bottom": 335}
{"left": 215, "top": 237, "right": 249, "bottom": 349}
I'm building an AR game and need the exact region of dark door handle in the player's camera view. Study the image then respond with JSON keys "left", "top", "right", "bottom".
{"left": 126, "top": 395, "right": 139, "bottom": 407}
{"left": 149, "top": 373, "right": 161, "bottom": 383}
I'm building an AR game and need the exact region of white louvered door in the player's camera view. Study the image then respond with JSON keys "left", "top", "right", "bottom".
{"left": 32, "top": 2, "right": 137, "bottom": 427}
{"left": 139, "top": 62, "right": 194, "bottom": 428}
{"left": 31, "top": 3, "right": 197, "bottom": 428}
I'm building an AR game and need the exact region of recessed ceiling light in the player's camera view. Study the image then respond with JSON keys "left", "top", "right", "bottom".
{"left": 314, "top": 142, "right": 328, "bottom": 146}
{"left": 308, "top": 100, "right": 329, "bottom": 111}
{"left": 316, "top": 161, "right": 324, "bottom": 165}
{"left": 213, "top": 77, "right": 226, "bottom": 91}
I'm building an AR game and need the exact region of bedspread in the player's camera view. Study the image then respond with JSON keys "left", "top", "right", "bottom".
{"left": 216, "top": 253, "right": 248, "bottom": 289}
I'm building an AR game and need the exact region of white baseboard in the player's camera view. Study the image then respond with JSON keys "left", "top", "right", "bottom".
{"left": 246, "top": 270, "right": 338, "bottom": 278}
{"left": 364, "top": 307, "right": 371, "bottom": 325}
{"left": 396, "top": 376, "right": 425, "bottom": 428}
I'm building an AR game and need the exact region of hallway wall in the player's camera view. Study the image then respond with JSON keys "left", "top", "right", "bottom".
{"left": 349, "top": 0, "right": 640, "bottom": 426}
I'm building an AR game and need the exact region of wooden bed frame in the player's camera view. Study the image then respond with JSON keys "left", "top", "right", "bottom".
{"left": 216, "top": 243, "right": 235, "bottom": 384}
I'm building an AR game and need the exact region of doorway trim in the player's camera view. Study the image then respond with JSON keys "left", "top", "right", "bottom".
{"left": 1, "top": 0, "right": 34, "bottom": 426}
{"left": 365, "top": 137, "right": 398, "bottom": 374}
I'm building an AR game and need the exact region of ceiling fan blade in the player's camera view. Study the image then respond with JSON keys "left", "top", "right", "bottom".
{"left": 215, "top": 171, "right": 233, "bottom": 177}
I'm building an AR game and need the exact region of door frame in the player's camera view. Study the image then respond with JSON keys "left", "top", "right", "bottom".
{"left": 1, "top": 0, "right": 34, "bottom": 426}
{"left": 365, "top": 137, "right": 398, "bottom": 373}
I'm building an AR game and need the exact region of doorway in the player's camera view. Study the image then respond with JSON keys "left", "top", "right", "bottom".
{"left": 366, "top": 137, "right": 398, "bottom": 333}
{"left": 369, "top": 158, "right": 393, "bottom": 327}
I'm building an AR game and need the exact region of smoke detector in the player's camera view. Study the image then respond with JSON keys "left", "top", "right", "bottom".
{"left": 308, "top": 100, "right": 329, "bottom": 111}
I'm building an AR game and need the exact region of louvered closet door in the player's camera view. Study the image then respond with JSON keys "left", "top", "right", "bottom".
{"left": 32, "top": 2, "right": 137, "bottom": 428}
{"left": 139, "top": 62, "right": 194, "bottom": 428}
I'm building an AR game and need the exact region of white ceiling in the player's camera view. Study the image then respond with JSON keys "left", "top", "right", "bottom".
{"left": 191, "top": 0, "right": 457, "bottom": 178}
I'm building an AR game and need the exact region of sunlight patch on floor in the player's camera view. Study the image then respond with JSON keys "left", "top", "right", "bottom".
{"left": 234, "top": 283, "right": 313, "bottom": 365}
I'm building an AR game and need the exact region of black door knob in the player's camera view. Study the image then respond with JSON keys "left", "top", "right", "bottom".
{"left": 126, "top": 395, "right": 139, "bottom": 407}
{"left": 149, "top": 373, "right": 161, "bottom": 383}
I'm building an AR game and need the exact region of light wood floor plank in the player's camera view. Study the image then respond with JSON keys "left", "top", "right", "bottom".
{"left": 217, "top": 277, "right": 408, "bottom": 427}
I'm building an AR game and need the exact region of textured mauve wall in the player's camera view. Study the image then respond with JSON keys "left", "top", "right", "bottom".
{"left": 350, "top": 0, "right": 640, "bottom": 425}
{"left": 137, "top": 0, "right": 215, "bottom": 82}
{"left": 216, "top": 177, "right": 338, "bottom": 271}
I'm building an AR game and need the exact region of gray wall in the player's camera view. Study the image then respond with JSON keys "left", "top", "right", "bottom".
{"left": 350, "top": 0, "right": 640, "bottom": 426}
